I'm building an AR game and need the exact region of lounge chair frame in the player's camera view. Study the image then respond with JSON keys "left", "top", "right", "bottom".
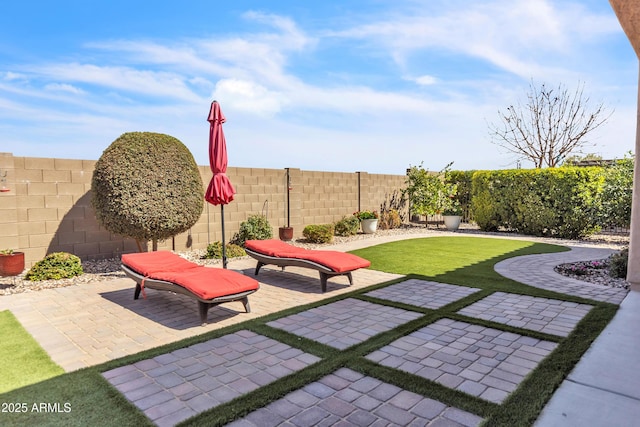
{"left": 122, "top": 265, "right": 255, "bottom": 325}
{"left": 244, "top": 248, "right": 354, "bottom": 292}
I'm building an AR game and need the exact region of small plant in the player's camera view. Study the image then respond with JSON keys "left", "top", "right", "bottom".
{"left": 442, "top": 197, "right": 463, "bottom": 216}
{"left": 204, "top": 242, "right": 246, "bottom": 259}
{"left": 587, "top": 260, "right": 607, "bottom": 270}
{"left": 569, "top": 265, "right": 588, "bottom": 276}
{"left": 353, "top": 210, "right": 379, "bottom": 220}
{"left": 303, "top": 224, "right": 335, "bottom": 243}
{"left": 609, "top": 248, "right": 628, "bottom": 279}
{"left": 334, "top": 216, "right": 360, "bottom": 236}
{"left": 231, "top": 214, "right": 273, "bottom": 246}
{"left": 25, "top": 252, "right": 83, "bottom": 281}
{"left": 378, "top": 209, "right": 402, "bottom": 230}
{"left": 0, "top": 249, "right": 14, "bottom": 255}
{"left": 379, "top": 190, "right": 407, "bottom": 227}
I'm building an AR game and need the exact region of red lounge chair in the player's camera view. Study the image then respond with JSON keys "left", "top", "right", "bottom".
{"left": 121, "top": 251, "right": 259, "bottom": 324}
{"left": 244, "top": 239, "right": 371, "bottom": 292}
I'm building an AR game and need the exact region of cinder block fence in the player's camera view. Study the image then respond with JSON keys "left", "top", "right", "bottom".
{"left": 0, "top": 153, "right": 406, "bottom": 267}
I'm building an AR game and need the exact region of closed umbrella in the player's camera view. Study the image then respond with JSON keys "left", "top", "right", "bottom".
{"left": 205, "top": 100, "right": 235, "bottom": 268}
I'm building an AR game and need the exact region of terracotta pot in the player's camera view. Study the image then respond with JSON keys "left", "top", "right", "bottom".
{"left": 279, "top": 227, "right": 294, "bottom": 241}
{"left": 0, "top": 252, "right": 25, "bottom": 276}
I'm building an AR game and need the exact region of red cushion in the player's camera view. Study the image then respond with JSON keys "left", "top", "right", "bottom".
{"left": 152, "top": 267, "right": 259, "bottom": 300}
{"left": 122, "top": 251, "right": 198, "bottom": 276}
{"left": 245, "top": 240, "right": 306, "bottom": 257}
{"left": 296, "top": 251, "right": 371, "bottom": 273}
{"left": 244, "top": 239, "right": 370, "bottom": 273}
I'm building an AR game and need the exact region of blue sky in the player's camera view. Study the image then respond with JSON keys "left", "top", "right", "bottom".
{"left": 0, "top": 0, "right": 637, "bottom": 174}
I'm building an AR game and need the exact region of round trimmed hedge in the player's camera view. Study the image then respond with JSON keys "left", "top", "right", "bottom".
{"left": 91, "top": 132, "right": 204, "bottom": 246}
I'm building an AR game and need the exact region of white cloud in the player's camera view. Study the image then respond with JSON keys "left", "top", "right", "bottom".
{"left": 3, "top": 72, "right": 27, "bottom": 81}
{"left": 32, "top": 63, "right": 202, "bottom": 102}
{"left": 44, "top": 83, "right": 86, "bottom": 95}
{"left": 212, "top": 78, "right": 285, "bottom": 116}
{"left": 330, "top": 0, "right": 621, "bottom": 80}
{"left": 409, "top": 75, "right": 438, "bottom": 86}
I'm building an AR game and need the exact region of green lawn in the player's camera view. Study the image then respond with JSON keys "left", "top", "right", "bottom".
{"left": 0, "top": 310, "right": 64, "bottom": 394}
{"left": 0, "top": 237, "right": 617, "bottom": 427}
{"left": 352, "top": 235, "right": 557, "bottom": 276}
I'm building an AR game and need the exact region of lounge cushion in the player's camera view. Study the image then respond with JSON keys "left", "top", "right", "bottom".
{"left": 122, "top": 251, "right": 198, "bottom": 276}
{"left": 121, "top": 251, "right": 259, "bottom": 300}
{"left": 151, "top": 267, "right": 259, "bottom": 300}
{"left": 244, "top": 240, "right": 304, "bottom": 257}
{"left": 245, "top": 240, "right": 371, "bottom": 273}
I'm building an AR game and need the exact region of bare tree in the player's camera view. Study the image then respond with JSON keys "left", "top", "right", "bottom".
{"left": 488, "top": 81, "right": 611, "bottom": 168}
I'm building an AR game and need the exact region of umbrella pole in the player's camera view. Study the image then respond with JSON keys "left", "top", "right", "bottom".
{"left": 221, "top": 205, "right": 227, "bottom": 269}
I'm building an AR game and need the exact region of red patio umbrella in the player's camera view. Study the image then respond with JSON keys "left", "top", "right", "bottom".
{"left": 205, "top": 100, "right": 236, "bottom": 268}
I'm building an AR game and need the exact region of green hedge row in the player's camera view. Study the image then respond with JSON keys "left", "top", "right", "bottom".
{"left": 470, "top": 167, "right": 605, "bottom": 239}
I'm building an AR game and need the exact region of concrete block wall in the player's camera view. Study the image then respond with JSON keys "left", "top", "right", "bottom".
{"left": 0, "top": 153, "right": 407, "bottom": 267}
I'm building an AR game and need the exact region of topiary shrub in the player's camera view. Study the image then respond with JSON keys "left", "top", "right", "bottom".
{"left": 25, "top": 252, "right": 83, "bottom": 281}
{"left": 231, "top": 214, "right": 273, "bottom": 246}
{"left": 609, "top": 248, "right": 628, "bottom": 279}
{"left": 204, "top": 242, "right": 246, "bottom": 259}
{"left": 303, "top": 224, "right": 335, "bottom": 243}
{"left": 91, "top": 132, "right": 204, "bottom": 251}
{"left": 334, "top": 216, "right": 360, "bottom": 236}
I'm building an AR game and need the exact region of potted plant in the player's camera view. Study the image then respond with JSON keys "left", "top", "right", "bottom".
{"left": 278, "top": 226, "right": 294, "bottom": 241}
{"left": 354, "top": 210, "right": 379, "bottom": 234}
{"left": 442, "top": 194, "right": 463, "bottom": 231}
{"left": 0, "top": 249, "right": 25, "bottom": 277}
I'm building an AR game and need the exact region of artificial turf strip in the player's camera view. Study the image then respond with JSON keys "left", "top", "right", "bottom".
{"left": 0, "top": 369, "right": 153, "bottom": 427}
{"left": 0, "top": 310, "right": 64, "bottom": 394}
{"left": 0, "top": 237, "right": 618, "bottom": 426}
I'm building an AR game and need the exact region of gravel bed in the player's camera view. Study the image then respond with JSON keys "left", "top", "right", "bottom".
{"left": 0, "top": 224, "right": 629, "bottom": 296}
{"left": 555, "top": 259, "right": 630, "bottom": 290}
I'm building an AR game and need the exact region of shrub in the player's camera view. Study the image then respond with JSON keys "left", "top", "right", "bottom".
{"left": 204, "top": 242, "right": 246, "bottom": 259}
{"left": 470, "top": 172, "right": 500, "bottom": 231}
{"left": 25, "top": 252, "right": 83, "bottom": 281}
{"left": 599, "top": 154, "right": 633, "bottom": 229}
{"left": 91, "top": 132, "right": 204, "bottom": 251}
{"left": 334, "top": 216, "right": 360, "bottom": 236}
{"left": 379, "top": 209, "right": 402, "bottom": 230}
{"left": 303, "top": 224, "right": 335, "bottom": 243}
{"left": 447, "top": 170, "right": 474, "bottom": 219}
{"left": 231, "top": 214, "right": 273, "bottom": 246}
{"left": 379, "top": 189, "right": 407, "bottom": 225}
{"left": 470, "top": 167, "right": 603, "bottom": 239}
{"left": 609, "top": 248, "right": 628, "bottom": 279}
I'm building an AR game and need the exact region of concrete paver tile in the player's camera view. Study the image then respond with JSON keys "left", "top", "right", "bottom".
{"left": 367, "top": 318, "right": 557, "bottom": 404}
{"left": 231, "top": 368, "right": 483, "bottom": 426}
{"left": 102, "top": 330, "right": 321, "bottom": 426}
